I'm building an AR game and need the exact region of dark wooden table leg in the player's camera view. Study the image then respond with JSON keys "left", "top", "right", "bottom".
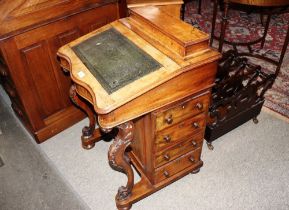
{"left": 210, "top": 0, "right": 218, "bottom": 47}
{"left": 180, "top": 2, "right": 185, "bottom": 20}
{"left": 275, "top": 22, "right": 289, "bottom": 76}
{"left": 69, "top": 84, "right": 102, "bottom": 149}
{"left": 218, "top": 1, "right": 229, "bottom": 52}
{"left": 108, "top": 121, "right": 134, "bottom": 210}
{"left": 198, "top": 0, "right": 202, "bottom": 14}
{"left": 260, "top": 14, "right": 271, "bottom": 49}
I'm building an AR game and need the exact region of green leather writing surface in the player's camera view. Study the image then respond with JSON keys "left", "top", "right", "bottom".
{"left": 72, "top": 28, "right": 162, "bottom": 94}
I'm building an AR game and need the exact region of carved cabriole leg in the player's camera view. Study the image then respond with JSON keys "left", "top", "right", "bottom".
{"left": 108, "top": 121, "right": 134, "bottom": 210}
{"left": 69, "top": 84, "right": 100, "bottom": 149}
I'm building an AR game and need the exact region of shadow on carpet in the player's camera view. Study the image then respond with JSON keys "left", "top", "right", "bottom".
{"left": 0, "top": 97, "right": 89, "bottom": 210}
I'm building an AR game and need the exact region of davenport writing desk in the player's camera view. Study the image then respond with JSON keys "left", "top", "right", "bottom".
{"left": 57, "top": 6, "right": 220, "bottom": 210}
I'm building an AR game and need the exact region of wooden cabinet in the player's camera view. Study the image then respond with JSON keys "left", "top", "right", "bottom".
{"left": 131, "top": 91, "right": 210, "bottom": 185}
{"left": 0, "top": 0, "right": 127, "bottom": 143}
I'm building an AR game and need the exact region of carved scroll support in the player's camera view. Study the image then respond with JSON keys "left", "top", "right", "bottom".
{"left": 108, "top": 121, "right": 134, "bottom": 209}
{"left": 69, "top": 84, "right": 101, "bottom": 149}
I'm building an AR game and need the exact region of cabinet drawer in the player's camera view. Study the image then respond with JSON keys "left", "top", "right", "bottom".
{"left": 155, "top": 113, "right": 206, "bottom": 151}
{"left": 154, "top": 148, "right": 202, "bottom": 184}
{"left": 154, "top": 93, "right": 209, "bottom": 131}
{"left": 154, "top": 132, "right": 203, "bottom": 168}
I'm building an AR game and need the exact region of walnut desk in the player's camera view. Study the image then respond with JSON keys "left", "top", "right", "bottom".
{"left": 57, "top": 7, "right": 220, "bottom": 210}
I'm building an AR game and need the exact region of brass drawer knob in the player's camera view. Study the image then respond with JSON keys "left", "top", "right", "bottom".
{"left": 191, "top": 140, "right": 197, "bottom": 146}
{"left": 189, "top": 156, "right": 195, "bottom": 163}
{"left": 163, "top": 170, "right": 170, "bottom": 178}
{"left": 192, "top": 122, "right": 199, "bottom": 128}
{"left": 181, "top": 102, "right": 187, "bottom": 109}
{"left": 195, "top": 102, "right": 203, "bottom": 110}
{"left": 164, "top": 154, "right": 170, "bottom": 161}
{"left": 165, "top": 114, "right": 173, "bottom": 125}
{"left": 163, "top": 135, "right": 171, "bottom": 143}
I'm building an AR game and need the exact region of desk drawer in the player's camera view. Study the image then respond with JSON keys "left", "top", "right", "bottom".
{"left": 154, "top": 148, "right": 201, "bottom": 184}
{"left": 154, "top": 132, "right": 203, "bottom": 168}
{"left": 155, "top": 113, "right": 206, "bottom": 151}
{"left": 154, "top": 93, "right": 209, "bottom": 131}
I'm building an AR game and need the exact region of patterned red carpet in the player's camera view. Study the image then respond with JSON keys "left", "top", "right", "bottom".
{"left": 184, "top": 1, "right": 289, "bottom": 118}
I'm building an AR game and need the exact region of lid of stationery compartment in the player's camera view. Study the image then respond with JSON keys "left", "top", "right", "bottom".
{"left": 127, "top": 0, "right": 183, "bottom": 8}
{"left": 129, "top": 6, "right": 210, "bottom": 58}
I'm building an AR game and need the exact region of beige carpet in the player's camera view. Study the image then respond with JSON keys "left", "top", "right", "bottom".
{"left": 39, "top": 111, "right": 289, "bottom": 210}
{"left": 1, "top": 84, "right": 288, "bottom": 210}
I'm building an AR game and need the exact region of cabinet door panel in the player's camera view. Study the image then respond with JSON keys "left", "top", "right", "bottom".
{"left": 1, "top": 39, "right": 45, "bottom": 130}
{"left": 49, "top": 28, "right": 82, "bottom": 107}
{"left": 21, "top": 41, "right": 64, "bottom": 117}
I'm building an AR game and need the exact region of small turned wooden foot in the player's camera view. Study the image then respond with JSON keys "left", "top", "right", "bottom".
{"left": 206, "top": 142, "right": 214, "bottom": 150}
{"left": 191, "top": 168, "right": 200, "bottom": 174}
{"left": 117, "top": 204, "right": 132, "bottom": 210}
{"left": 81, "top": 126, "right": 96, "bottom": 149}
{"left": 82, "top": 141, "right": 95, "bottom": 150}
{"left": 253, "top": 117, "right": 259, "bottom": 124}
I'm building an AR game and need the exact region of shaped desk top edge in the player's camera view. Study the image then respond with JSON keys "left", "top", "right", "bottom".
{"left": 58, "top": 21, "right": 182, "bottom": 113}
{"left": 57, "top": 7, "right": 221, "bottom": 128}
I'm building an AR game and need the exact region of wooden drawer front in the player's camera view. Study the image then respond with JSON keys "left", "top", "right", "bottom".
{"left": 154, "top": 148, "right": 202, "bottom": 184}
{"left": 154, "top": 132, "right": 203, "bottom": 168}
{"left": 154, "top": 93, "right": 209, "bottom": 131}
{"left": 155, "top": 113, "right": 206, "bottom": 151}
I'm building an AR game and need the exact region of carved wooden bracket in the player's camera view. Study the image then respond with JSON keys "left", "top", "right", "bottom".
{"left": 108, "top": 121, "right": 134, "bottom": 201}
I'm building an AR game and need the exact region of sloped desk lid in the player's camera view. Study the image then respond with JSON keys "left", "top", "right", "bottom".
{"left": 128, "top": 6, "right": 210, "bottom": 59}
{"left": 57, "top": 7, "right": 220, "bottom": 114}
